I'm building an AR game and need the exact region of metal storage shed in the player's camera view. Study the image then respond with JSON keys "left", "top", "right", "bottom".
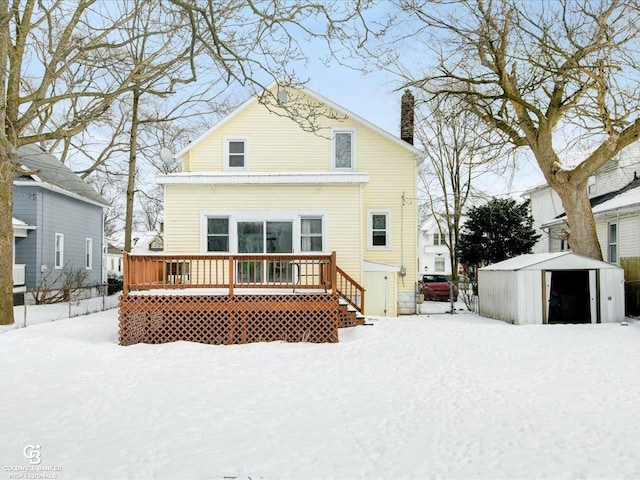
{"left": 478, "top": 252, "right": 624, "bottom": 325}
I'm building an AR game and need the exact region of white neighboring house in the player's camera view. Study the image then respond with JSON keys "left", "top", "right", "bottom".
{"left": 542, "top": 176, "right": 640, "bottom": 263}
{"left": 108, "top": 231, "right": 164, "bottom": 278}
{"left": 106, "top": 243, "right": 124, "bottom": 278}
{"left": 418, "top": 216, "right": 452, "bottom": 277}
{"left": 524, "top": 140, "right": 640, "bottom": 254}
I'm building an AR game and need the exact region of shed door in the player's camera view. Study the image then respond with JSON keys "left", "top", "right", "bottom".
{"left": 547, "top": 270, "right": 591, "bottom": 324}
{"left": 364, "top": 271, "right": 388, "bottom": 316}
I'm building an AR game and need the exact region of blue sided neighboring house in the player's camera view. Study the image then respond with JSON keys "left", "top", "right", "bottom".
{"left": 12, "top": 144, "right": 110, "bottom": 304}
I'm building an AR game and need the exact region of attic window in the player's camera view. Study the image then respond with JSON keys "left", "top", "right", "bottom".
{"left": 332, "top": 128, "right": 355, "bottom": 170}
{"left": 224, "top": 136, "right": 248, "bottom": 170}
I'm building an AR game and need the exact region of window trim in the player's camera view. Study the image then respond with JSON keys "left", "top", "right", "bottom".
{"left": 587, "top": 175, "right": 597, "bottom": 196}
{"left": 85, "top": 238, "right": 93, "bottom": 270}
{"left": 607, "top": 221, "right": 618, "bottom": 263}
{"left": 368, "top": 209, "right": 392, "bottom": 250}
{"left": 205, "top": 217, "right": 231, "bottom": 253}
{"left": 434, "top": 256, "right": 445, "bottom": 272}
{"left": 300, "top": 217, "right": 324, "bottom": 252}
{"left": 223, "top": 135, "right": 249, "bottom": 171}
{"left": 331, "top": 127, "right": 356, "bottom": 171}
{"left": 55, "top": 233, "right": 64, "bottom": 269}
{"left": 200, "top": 210, "right": 327, "bottom": 254}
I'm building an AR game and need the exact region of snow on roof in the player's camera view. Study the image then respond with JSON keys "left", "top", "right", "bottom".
{"left": 12, "top": 217, "right": 27, "bottom": 228}
{"left": 110, "top": 231, "right": 163, "bottom": 254}
{"left": 591, "top": 183, "right": 640, "bottom": 215}
{"left": 480, "top": 252, "right": 621, "bottom": 271}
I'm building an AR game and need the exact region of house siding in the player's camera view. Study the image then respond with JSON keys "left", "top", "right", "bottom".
{"left": 167, "top": 87, "right": 418, "bottom": 311}
{"left": 13, "top": 186, "right": 104, "bottom": 290}
{"left": 163, "top": 184, "right": 364, "bottom": 282}
{"left": 526, "top": 187, "right": 564, "bottom": 253}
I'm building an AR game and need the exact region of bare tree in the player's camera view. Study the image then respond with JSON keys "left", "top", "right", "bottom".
{"left": 0, "top": 0, "right": 156, "bottom": 324}
{"left": 417, "top": 97, "right": 514, "bottom": 284}
{"left": 0, "top": 0, "right": 381, "bottom": 323}
{"left": 385, "top": 0, "right": 640, "bottom": 261}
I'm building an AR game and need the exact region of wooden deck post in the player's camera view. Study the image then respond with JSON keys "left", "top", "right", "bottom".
{"left": 228, "top": 255, "right": 234, "bottom": 297}
{"left": 331, "top": 251, "right": 337, "bottom": 296}
{"left": 122, "top": 252, "right": 129, "bottom": 296}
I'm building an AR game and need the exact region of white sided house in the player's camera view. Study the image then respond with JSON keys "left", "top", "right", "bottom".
{"left": 418, "top": 216, "right": 452, "bottom": 277}
{"left": 478, "top": 252, "right": 624, "bottom": 325}
{"left": 524, "top": 140, "right": 640, "bottom": 253}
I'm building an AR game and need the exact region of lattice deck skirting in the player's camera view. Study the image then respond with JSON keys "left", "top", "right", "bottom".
{"left": 118, "top": 293, "right": 342, "bottom": 345}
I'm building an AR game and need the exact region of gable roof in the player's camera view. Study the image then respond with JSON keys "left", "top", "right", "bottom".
{"left": 480, "top": 252, "right": 621, "bottom": 271}
{"left": 176, "top": 82, "right": 422, "bottom": 159}
{"left": 15, "top": 144, "right": 109, "bottom": 207}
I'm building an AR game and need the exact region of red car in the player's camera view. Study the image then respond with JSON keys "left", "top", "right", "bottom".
{"left": 420, "top": 274, "right": 458, "bottom": 301}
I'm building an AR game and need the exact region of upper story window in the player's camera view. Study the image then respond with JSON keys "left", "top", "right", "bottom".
{"left": 368, "top": 210, "right": 391, "bottom": 249}
{"left": 608, "top": 222, "right": 617, "bottom": 263}
{"left": 433, "top": 233, "right": 445, "bottom": 246}
{"left": 587, "top": 175, "right": 596, "bottom": 196}
{"left": 224, "top": 136, "right": 248, "bottom": 170}
{"left": 332, "top": 128, "right": 356, "bottom": 170}
{"left": 55, "top": 233, "right": 64, "bottom": 269}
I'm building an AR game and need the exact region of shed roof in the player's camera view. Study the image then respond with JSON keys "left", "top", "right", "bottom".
{"left": 480, "top": 252, "right": 622, "bottom": 271}
{"left": 15, "top": 144, "right": 109, "bottom": 207}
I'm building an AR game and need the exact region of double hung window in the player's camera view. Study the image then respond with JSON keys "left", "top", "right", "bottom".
{"left": 368, "top": 211, "right": 391, "bottom": 249}
{"left": 85, "top": 238, "right": 93, "bottom": 270}
{"left": 55, "top": 233, "right": 64, "bottom": 269}
{"left": 207, "top": 218, "right": 229, "bottom": 252}
{"left": 224, "top": 136, "right": 248, "bottom": 170}
{"left": 301, "top": 218, "right": 323, "bottom": 252}
{"left": 608, "top": 222, "right": 617, "bottom": 263}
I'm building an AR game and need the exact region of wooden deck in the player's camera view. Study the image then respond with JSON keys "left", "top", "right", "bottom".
{"left": 118, "top": 252, "right": 365, "bottom": 345}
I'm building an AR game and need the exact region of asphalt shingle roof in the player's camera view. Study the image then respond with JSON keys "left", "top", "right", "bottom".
{"left": 16, "top": 144, "right": 109, "bottom": 206}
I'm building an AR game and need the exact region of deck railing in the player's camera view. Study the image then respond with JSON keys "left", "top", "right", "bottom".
{"left": 123, "top": 252, "right": 365, "bottom": 314}
{"left": 336, "top": 266, "right": 365, "bottom": 313}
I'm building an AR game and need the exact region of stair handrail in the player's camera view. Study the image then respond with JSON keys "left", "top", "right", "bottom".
{"left": 335, "top": 265, "right": 365, "bottom": 314}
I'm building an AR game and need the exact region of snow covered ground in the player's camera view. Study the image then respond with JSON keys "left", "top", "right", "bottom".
{"left": 0, "top": 301, "right": 639, "bottom": 480}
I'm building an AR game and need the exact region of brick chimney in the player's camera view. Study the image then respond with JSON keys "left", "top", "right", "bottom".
{"left": 400, "top": 89, "right": 414, "bottom": 145}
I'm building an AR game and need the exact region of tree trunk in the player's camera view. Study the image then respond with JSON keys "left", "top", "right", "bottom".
{"left": 124, "top": 88, "right": 140, "bottom": 253}
{"left": 554, "top": 179, "right": 603, "bottom": 261}
{"left": 0, "top": 147, "right": 15, "bottom": 324}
